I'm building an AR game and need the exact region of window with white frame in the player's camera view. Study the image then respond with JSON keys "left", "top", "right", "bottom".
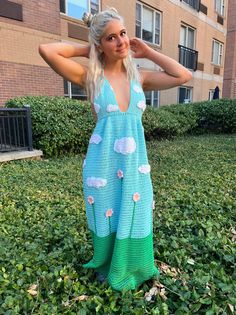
{"left": 215, "top": 0, "right": 225, "bottom": 16}
{"left": 64, "top": 80, "right": 87, "bottom": 100}
{"left": 212, "top": 39, "right": 223, "bottom": 66}
{"left": 136, "top": 2, "right": 161, "bottom": 45}
{"left": 180, "top": 24, "right": 195, "bottom": 49}
{"left": 144, "top": 91, "right": 160, "bottom": 108}
{"left": 60, "top": 0, "right": 100, "bottom": 20}
{"left": 178, "top": 87, "right": 192, "bottom": 103}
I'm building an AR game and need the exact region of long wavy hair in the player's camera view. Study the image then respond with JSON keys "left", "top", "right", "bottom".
{"left": 82, "top": 8, "right": 140, "bottom": 102}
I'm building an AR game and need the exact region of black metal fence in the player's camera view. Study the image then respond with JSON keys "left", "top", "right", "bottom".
{"left": 178, "top": 44, "right": 198, "bottom": 71}
{"left": 0, "top": 106, "right": 33, "bottom": 152}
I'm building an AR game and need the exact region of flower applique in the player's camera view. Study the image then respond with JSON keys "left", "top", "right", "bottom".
{"left": 130, "top": 192, "right": 141, "bottom": 237}
{"left": 137, "top": 100, "right": 146, "bottom": 111}
{"left": 117, "top": 169, "right": 124, "bottom": 179}
{"left": 106, "top": 104, "right": 119, "bottom": 112}
{"left": 94, "top": 103, "right": 100, "bottom": 114}
{"left": 133, "top": 85, "right": 143, "bottom": 93}
{"left": 138, "top": 164, "right": 151, "bottom": 174}
{"left": 114, "top": 137, "right": 136, "bottom": 155}
{"left": 106, "top": 208, "right": 113, "bottom": 234}
{"left": 86, "top": 177, "right": 107, "bottom": 188}
{"left": 87, "top": 195, "right": 94, "bottom": 205}
{"left": 87, "top": 195, "right": 97, "bottom": 233}
{"left": 89, "top": 134, "right": 102, "bottom": 144}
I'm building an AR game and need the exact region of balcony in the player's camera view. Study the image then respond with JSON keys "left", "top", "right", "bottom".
{"left": 178, "top": 45, "right": 198, "bottom": 71}
{"left": 181, "top": 0, "right": 200, "bottom": 11}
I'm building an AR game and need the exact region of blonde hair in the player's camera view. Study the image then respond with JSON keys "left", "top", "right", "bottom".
{"left": 82, "top": 8, "right": 140, "bottom": 102}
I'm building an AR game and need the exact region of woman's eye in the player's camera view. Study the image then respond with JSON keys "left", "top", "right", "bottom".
{"left": 121, "top": 31, "right": 127, "bottom": 36}
{"left": 108, "top": 36, "right": 115, "bottom": 41}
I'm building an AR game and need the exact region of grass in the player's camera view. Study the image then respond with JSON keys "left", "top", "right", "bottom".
{"left": 0, "top": 134, "right": 236, "bottom": 314}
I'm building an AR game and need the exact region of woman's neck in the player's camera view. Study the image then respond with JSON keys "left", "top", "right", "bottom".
{"left": 104, "top": 60, "right": 126, "bottom": 76}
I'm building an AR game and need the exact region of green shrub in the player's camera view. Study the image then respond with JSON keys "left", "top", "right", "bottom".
{"left": 143, "top": 104, "right": 197, "bottom": 140}
{"left": 6, "top": 96, "right": 95, "bottom": 157}
{"left": 191, "top": 98, "right": 236, "bottom": 133}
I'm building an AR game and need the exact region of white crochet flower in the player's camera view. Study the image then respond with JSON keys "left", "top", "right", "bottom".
{"left": 138, "top": 164, "right": 151, "bottom": 174}
{"left": 106, "top": 104, "right": 119, "bottom": 112}
{"left": 94, "top": 103, "right": 100, "bottom": 114}
{"left": 133, "top": 85, "right": 143, "bottom": 93}
{"left": 89, "top": 134, "right": 102, "bottom": 144}
{"left": 114, "top": 137, "right": 136, "bottom": 154}
{"left": 137, "top": 100, "right": 146, "bottom": 111}
{"left": 86, "top": 177, "right": 107, "bottom": 188}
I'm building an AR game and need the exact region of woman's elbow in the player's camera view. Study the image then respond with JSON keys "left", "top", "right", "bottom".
{"left": 182, "top": 69, "right": 193, "bottom": 83}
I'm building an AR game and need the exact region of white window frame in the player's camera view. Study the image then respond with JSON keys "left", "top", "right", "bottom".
{"left": 209, "top": 89, "right": 215, "bottom": 100}
{"left": 64, "top": 80, "right": 87, "bottom": 100}
{"left": 215, "top": 0, "right": 225, "bottom": 16}
{"left": 60, "top": 0, "right": 100, "bottom": 20}
{"left": 144, "top": 91, "right": 160, "bottom": 108}
{"left": 180, "top": 24, "right": 196, "bottom": 50}
{"left": 136, "top": 2, "right": 162, "bottom": 46}
{"left": 211, "top": 39, "right": 223, "bottom": 66}
{"left": 178, "top": 86, "right": 193, "bottom": 103}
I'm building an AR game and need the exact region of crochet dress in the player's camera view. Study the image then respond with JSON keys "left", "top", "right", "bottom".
{"left": 82, "top": 77, "right": 159, "bottom": 291}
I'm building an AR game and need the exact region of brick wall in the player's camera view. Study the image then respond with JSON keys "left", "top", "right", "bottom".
{"left": 0, "top": 61, "right": 63, "bottom": 106}
{"left": 0, "top": 0, "right": 60, "bottom": 35}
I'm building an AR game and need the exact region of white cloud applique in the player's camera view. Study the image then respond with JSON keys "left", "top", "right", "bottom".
{"left": 106, "top": 104, "right": 119, "bottom": 112}
{"left": 137, "top": 100, "right": 146, "bottom": 111}
{"left": 86, "top": 177, "right": 107, "bottom": 188}
{"left": 138, "top": 164, "right": 151, "bottom": 174}
{"left": 89, "top": 134, "right": 102, "bottom": 144}
{"left": 94, "top": 103, "right": 100, "bottom": 114}
{"left": 133, "top": 85, "right": 143, "bottom": 93}
{"left": 114, "top": 137, "right": 136, "bottom": 155}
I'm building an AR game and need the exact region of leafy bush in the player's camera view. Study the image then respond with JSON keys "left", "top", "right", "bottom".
{"left": 5, "top": 96, "right": 95, "bottom": 157}
{"left": 0, "top": 134, "right": 236, "bottom": 314}
{"left": 5, "top": 96, "right": 236, "bottom": 157}
{"left": 190, "top": 99, "right": 236, "bottom": 133}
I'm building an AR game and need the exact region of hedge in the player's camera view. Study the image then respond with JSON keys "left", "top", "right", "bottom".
{"left": 5, "top": 96, "right": 236, "bottom": 157}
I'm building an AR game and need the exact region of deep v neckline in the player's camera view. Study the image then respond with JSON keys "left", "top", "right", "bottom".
{"left": 104, "top": 77, "right": 132, "bottom": 113}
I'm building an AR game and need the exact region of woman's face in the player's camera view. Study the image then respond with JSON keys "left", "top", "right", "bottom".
{"left": 99, "top": 19, "right": 130, "bottom": 62}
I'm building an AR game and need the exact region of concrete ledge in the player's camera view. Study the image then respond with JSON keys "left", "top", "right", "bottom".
{"left": 0, "top": 150, "right": 43, "bottom": 162}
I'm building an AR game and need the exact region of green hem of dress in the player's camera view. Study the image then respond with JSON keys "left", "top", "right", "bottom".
{"left": 83, "top": 231, "right": 159, "bottom": 291}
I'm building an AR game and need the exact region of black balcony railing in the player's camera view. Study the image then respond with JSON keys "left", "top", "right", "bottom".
{"left": 181, "top": 0, "right": 200, "bottom": 11}
{"left": 178, "top": 45, "right": 198, "bottom": 71}
{"left": 0, "top": 106, "right": 33, "bottom": 152}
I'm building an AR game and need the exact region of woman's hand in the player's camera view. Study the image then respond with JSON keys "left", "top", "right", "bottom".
{"left": 129, "top": 38, "right": 150, "bottom": 59}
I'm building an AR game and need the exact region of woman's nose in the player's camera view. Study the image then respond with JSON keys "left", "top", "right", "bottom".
{"left": 117, "top": 36, "right": 124, "bottom": 46}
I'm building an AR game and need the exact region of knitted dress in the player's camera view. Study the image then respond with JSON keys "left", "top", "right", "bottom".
{"left": 82, "top": 77, "right": 159, "bottom": 291}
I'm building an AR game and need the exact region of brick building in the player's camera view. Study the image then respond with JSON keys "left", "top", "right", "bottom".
{"left": 223, "top": 0, "right": 236, "bottom": 98}
{"left": 0, "top": 0, "right": 229, "bottom": 106}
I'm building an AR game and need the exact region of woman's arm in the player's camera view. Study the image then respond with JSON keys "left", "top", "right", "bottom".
{"left": 38, "top": 42, "right": 90, "bottom": 87}
{"left": 130, "top": 38, "right": 192, "bottom": 91}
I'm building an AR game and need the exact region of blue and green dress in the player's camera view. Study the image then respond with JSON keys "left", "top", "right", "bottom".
{"left": 82, "top": 77, "right": 158, "bottom": 291}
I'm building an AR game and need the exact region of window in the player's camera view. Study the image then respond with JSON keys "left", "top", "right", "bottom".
{"left": 60, "top": 0, "right": 100, "bottom": 20}
{"left": 145, "top": 91, "right": 160, "bottom": 108}
{"left": 182, "top": 0, "right": 200, "bottom": 11}
{"left": 136, "top": 3, "right": 161, "bottom": 45}
{"left": 209, "top": 89, "right": 215, "bottom": 101}
{"left": 180, "top": 25, "right": 195, "bottom": 50}
{"left": 64, "top": 80, "right": 87, "bottom": 100}
{"left": 178, "top": 87, "right": 192, "bottom": 103}
{"left": 212, "top": 40, "right": 223, "bottom": 66}
{"left": 215, "top": 0, "right": 225, "bottom": 16}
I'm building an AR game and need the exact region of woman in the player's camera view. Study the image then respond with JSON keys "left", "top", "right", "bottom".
{"left": 39, "top": 8, "right": 192, "bottom": 291}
